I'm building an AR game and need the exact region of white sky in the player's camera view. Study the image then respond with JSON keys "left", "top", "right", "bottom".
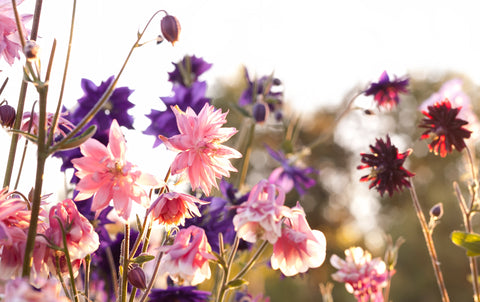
{"left": 2, "top": 0, "right": 480, "bottom": 198}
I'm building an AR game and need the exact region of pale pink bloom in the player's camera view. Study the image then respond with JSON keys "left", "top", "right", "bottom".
{"left": 159, "top": 225, "right": 215, "bottom": 285}
{"left": 159, "top": 103, "right": 242, "bottom": 195}
{"left": 419, "top": 78, "right": 480, "bottom": 139}
{"left": 0, "top": 0, "right": 31, "bottom": 65}
{"left": 149, "top": 191, "right": 208, "bottom": 226}
{"left": 4, "top": 277, "right": 70, "bottom": 302}
{"left": 72, "top": 119, "right": 164, "bottom": 220}
{"left": 45, "top": 199, "right": 99, "bottom": 261}
{"left": 233, "top": 179, "right": 289, "bottom": 244}
{"left": 0, "top": 188, "right": 49, "bottom": 280}
{"left": 271, "top": 202, "right": 326, "bottom": 276}
{"left": 330, "top": 247, "right": 389, "bottom": 302}
{"left": 20, "top": 111, "right": 75, "bottom": 138}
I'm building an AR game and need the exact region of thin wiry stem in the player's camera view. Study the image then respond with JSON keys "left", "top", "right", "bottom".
{"left": 408, "top": 179, "right": 450, "bottom": 302}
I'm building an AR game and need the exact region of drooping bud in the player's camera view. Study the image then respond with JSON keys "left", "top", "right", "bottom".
{"left": 429, "top": 202, "right": 443, "bottom": 220}
{"left": 252, "top": 102, "right": 268, "bottom": 124}
{"left": 24, "top": 40, "right": 39, "bottom": 61}
{"left": 161, "top": 14, "right": 181, "bottom": 45}
{"left": 127, "top": 266, "right": 147, "bottom": 289}
{"left": 0, "top": 103, "right": 16, "bottom": 128}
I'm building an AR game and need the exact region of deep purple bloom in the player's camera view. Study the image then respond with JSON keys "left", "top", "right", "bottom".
{"left": 54, "top": 76, "right": 135, "bottom": 172}
{"left": 266, "top": 145, "right": 317, "bottom": 196}
{"left": 364, "top": 71, "right": 409, "bottom": 109}
{"left": 238, "top": 68, "right": 283, "bottom": 122}
{"left": 184, "top": 180, "right": 249, "bottom": 253}
{"left": 358, "top": 135, "right": 415, "bottom": 197}
{"left": 168, "top": 55, "right": 212, "bottom": 87}
{"left": 419, "top": 98, "right": 472, "bottom": 157}
{"left": 148, "top": 286, "right": 210, "bottom": 302}
{"left": 144, "top": 82, "right": 210, "bottom": 147}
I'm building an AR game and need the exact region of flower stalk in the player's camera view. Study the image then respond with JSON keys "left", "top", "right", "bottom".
{"left": 408, "top": 179, "right": 450, "bottom": 302}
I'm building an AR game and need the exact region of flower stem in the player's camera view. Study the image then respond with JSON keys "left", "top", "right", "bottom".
{"left": 3, "top": 0, "right": 43, "bottom": 188}
{"left": 51, "top": 9, "right": 167, "bottom": 154}
{"left": 408, "top": 179, "right": 450, "bottom": 302}
{"left": 232, "top": 240, "right": 268, "bottom": 280}
{"left": 120, "top": 223, "right": 130, "bottom": 302}
{"left": 21, "top": 85, "right": 48, "bottom": 277}
{"left": 216, "top": 235, "right": 240, "bottom": 302}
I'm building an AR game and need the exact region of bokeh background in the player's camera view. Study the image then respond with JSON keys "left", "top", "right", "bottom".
{"left": 2, "top": 1, "right": 480, "bottom": 301}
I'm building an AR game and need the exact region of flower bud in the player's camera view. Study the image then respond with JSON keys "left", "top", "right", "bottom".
{"left": 252, "top": 102, "right": 268, "bottom": 124}
{"left": 429, "top": 202, "right": 443, "bottom": 220}
{"left": 127, "top": 266, "right": 147, "bottom": 289}
{"left": 161, "top": 14, "right": 181, "bottom": 45}
{"left": 0, "top": 104, "right": 16, "bottom": 128}
{"left": 24, "top": 40, "right": 39, "bottom": 61}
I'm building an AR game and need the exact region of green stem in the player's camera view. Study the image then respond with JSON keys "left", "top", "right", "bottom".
{"left": 408, "top": 180, "right": 450, "bottom": 302}
{"left": 47, "top": 0, "right": 76, "bottom": 147}
{"left": 4, "top": 0, "right": 43, "bottom": 188}
{"left": 50, "top": 9, "right": 167, "bottom": 154}
{"left": 120, "top": 223, "right": 130, "bottom": 302}
{"left": 236, "top": 119, "right": 255, "bottom": 190}
{"left": 85, "top": 254, "right": 91, "bottom": 301}
{"left": 138, "top": 232, "right": 167, "bottom": 302}
{"left": 216, "top": 236, "right": 240, "bottom": 302}
{"left": 55, "top": 216, "right": 79, "bottom": 302}
{"left": 232, "top": 240, "right": 268, "bottom": 281}
{"left": 21, "top": 86, "right": 48, "bottom": 277}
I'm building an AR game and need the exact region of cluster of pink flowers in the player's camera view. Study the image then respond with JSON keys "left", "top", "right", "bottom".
{"left": 234, "top": 179, "right": 327, "bottom": 277}
{"left": 330, "top": 247, "right": 390, "bottom": 302}
{"left": 0, "top": 0, "right": 31, "bottom": 65}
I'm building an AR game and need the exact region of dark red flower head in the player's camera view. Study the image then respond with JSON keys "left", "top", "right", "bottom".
{"left": 358, "top": 135, "right": 415, "bottom": 197}
{"left": 419, "top": 98, "right": 472, "bottom": 157}
{"left": 364, "top": 71, "right": 409, "bottom": 109}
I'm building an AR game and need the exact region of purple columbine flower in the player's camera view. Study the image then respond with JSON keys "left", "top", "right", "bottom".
{"left": 144, "top": 81, "right": 210, "bottom": 147}
{"left": 266, "top": 145, "right": 317, "bottom": 196}
{"left": 238, "top": 68, "right": 283, "bottom": 122}
{"left": 54, "top": 76, "right": 135, "bottom": 172}
{"left": 149, "top": 286, "right": 210, "bottom": 302}
{"left": 364, "top": 71, "right": 409, "bottom": 110}
{"left": 184, "top": 180, "right": 249, "bottom": 253}
{"left": 168, "top": 55, "right": 212, "bottom": 87}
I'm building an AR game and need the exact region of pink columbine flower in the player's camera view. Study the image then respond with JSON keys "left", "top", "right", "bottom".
{"left": 159, "top": 103, "right": 242, "bottom": 196}
{"left": 45, "top": 199, "right": 99, "bottom": 261}
{"left": 72, "top": 119, "right": 164, "bottom": 220}
{"left": 148, "top": 191, "right": 208, "bottom": 226}
{"left": 0, "top": 0, "right": 31, "bottom": 65}
{"left": 20, "top": 111, "right": 75, "bottom": 139}
{"left": 330, "top": 247, "right": 389, "bottom": 302}
{"left": 0, "top": 188, "right": 49, "bottom": 280}
{"left": 271, "top": 202, "right": 326, "bottom": 276}
{"left": 159, "top": 225, "right": 215, "bottom": 285}
{"left": 233, "top": 179, "right": 289, "bottom": 244}
{"left": 4, "top": 277, "right": 70, "bottom": 302}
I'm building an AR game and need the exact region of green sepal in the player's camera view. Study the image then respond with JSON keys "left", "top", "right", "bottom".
{"left": 451, "top": 231, "right": 480, "bottom": 256}
{"left": 211, "top": 251, "right": 226, "bottom": 269}
{"left": 54, "top": 125, "right": 97, "bottom": 151}
{"left": 132, "top": 254, "right": 155, "bottom": 265}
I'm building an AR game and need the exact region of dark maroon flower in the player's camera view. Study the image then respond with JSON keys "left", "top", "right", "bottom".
{"left": 419, "top": 99, "right": 472, "bottom": 157}
{"left": 364, "top": 71, "right": 409, "bottom": 109}
{"left": 161, "top": 14, "right": 181, "bottom": 45}
{"left": 358, "top": 135, "right": 414, "bottom": 197}
{"left": 0, "top": 103, "right": 15, "bottom": 128}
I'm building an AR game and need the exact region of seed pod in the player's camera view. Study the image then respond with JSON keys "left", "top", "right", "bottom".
{"left": 0, "top": 104, "right": 16, "bottom": 128}
{"left": 127, "top": 266, "right": 147, "bottom": 289}
{"left": 161, "top": 14, "right": 181, "bottom": 45}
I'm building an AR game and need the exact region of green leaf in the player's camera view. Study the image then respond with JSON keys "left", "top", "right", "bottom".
{"left": 9, "top": 129, "right": 38, "bottom": 143}
{"left": 231, "top": 103, "right": 252, "bottom": 118}
{"left": 54, "top": 125, "right": 97, "bottom": 151}
{"left": 135, "top": 214, "right": 143, "bottom": 234}
{"left": 132, "top": 254, "right": 155, "bottom": 264}
{"left": 226, "top": 279, "right": 248, "bottom": 289}
{"left": 451, "top": 231, "right": 480, "bottom": 256}
{"left": 211, "top": 251, "right": 226, "bottom": 268}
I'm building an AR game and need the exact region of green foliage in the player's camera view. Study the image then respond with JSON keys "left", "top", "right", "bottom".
{"left": 451, "top": 231, "right": 480, "bottom": 256}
